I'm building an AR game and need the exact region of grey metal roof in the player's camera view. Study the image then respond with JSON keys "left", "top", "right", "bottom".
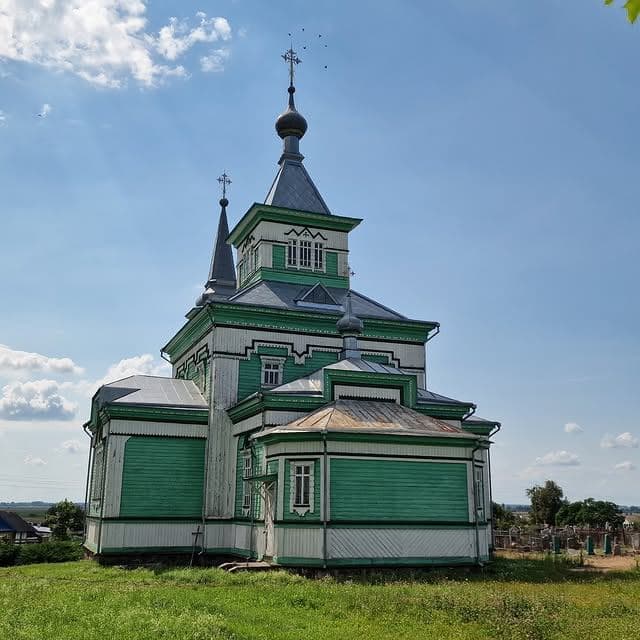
{"left": 463, "top": 415, "right": 500, "bottom": 426}
{"left": 255, "top": 400, "right": 477, "bottom": 439}
{"left": 417, "top": 389, "right": 472, "bottom": 406}
{"left": 269, "top": 358, "right": 414, "bottom": 396}
{"left": 264, "top": 159, "right": 331, "bottom": 215}
{"left": 96, "top": 376, "right": 207, "bottom": 409}
{"left": 229, "top": 281, "right": 406, "bottom": 321}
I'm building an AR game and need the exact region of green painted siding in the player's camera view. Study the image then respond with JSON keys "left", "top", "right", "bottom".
{"left": 361, "top": 354, "right": 392, "bottom": 365}
{"left": 283, "top": 458, "right": 321, "bottom": 522}
{"left": 119, "top": 437, "right": 204, "bottom": 518}
{"left": 272, "top": 244, "right": 285, "bottom": 269}
{"left": 330, "top": 459, "right": 469, "bottom": 522}
{"left": 244, "top": 267, "right": 349, "bottom": 289}
{"left": 326, "top": 252, "right": 338, "bottom": 276}
{"left": 237, "top": 347, "right": 339, "bottom": 401}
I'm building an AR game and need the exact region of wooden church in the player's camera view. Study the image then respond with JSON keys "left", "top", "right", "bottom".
{"left": 84, "top": 50, "right": 501, "bottom": 567}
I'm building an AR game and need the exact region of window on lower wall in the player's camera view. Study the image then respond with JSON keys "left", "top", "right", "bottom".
{"left": 290, "top": 461, "right": 314, "bottom": 516}
{"left": 474, "top": 465, "right": 485, "bottom": 520}
{"left": 242, "top": 453, "right": 252, "bottom": 514}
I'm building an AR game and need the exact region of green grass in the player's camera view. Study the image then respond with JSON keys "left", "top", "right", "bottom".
{"left": 1, "top": 557, "right": 639, "bottom": 639}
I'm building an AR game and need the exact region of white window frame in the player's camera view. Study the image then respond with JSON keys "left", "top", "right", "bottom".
{"left": 289, "top": 461, "right": 314, "bottom": 516}
{"left": 287, "top": 239, "right": 297, "bottom": 266}
{"left": 313, "top": 242, "right": 324, "bottom": 270}
{"left": 299, "top": 240, "right": 312, "bottom": 268}
{"left": 261, "top": 357, "right": 284, "bottom": 388}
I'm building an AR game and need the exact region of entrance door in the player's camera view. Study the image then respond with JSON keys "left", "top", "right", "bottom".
{"left": 263, "top": 481, "right": 276, "bottom": 559}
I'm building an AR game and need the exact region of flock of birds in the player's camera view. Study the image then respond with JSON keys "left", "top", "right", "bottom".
{"left": 288, "top": 28, "right": 330, "bottom": 69}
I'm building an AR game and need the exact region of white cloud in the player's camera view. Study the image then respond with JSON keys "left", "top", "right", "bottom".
{"left": 154, "top": 15, "right": 231, "bottom": 61}
{"left": 614, "top": 461, "right": 636, "bottom": 472}
{"left": 0, "top": 109, "right": 6, "bottom": 126}
{"left": 200, "top": 48, "right": 230, "bottom": 73}
{"left": 94, "top": 353, "right": 170, "bottom": 388}
{"left": 601, "top": 432, "right": 638, "bottom": 449}
{"left": 0, "top": 2, "right": 232, "bottom": 88}
{"left": 0, "top": 344, "right": 83, "bottom": 375}
{"left": 564, "top": 422, "right": 583, "bottom": 434}
{"left": 24, "top": 455, "right": 46, "bottom": 466}
{"left": 0, "top": 380, "right": 77, "bottom": 421}
{"left": 534, "top": 450, "right": 580, "bottom": 466}
{"left": 57, "top": 439, "right": 85, "bottom": 454}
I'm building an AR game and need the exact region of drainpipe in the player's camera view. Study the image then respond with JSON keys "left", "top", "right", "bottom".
{"left": 471, "top": 442, "right": 483, "bottom": 566}
{"left": 81, "top": 424, "right": 93, "bottom": 544}
{"left": 322, "top": 429, "right": 328, "bottom": 570}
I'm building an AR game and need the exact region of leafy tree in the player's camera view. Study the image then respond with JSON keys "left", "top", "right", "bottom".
{"left": 526, "top": 480, "right": 565, "bottom": 526}
{"left": 556, "top": 498, "right": 624, "bottom": 528}
{"left": 44, "top": 500, "right": 84, "bottom": 540}
{"left": 605, "top": 0, "right": 640, "bottom": 23}
{"left": 492, "top": 502, "right": 517, "bottom": 529}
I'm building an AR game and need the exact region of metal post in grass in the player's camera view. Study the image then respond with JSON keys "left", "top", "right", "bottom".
{"left": 552, "top": 535, "right": 561, "bottom": 555}
{"left": 603, "top": 533, "right": 612, "bottom": 555}
{"left": 586, "top": 535, "right": 594, "bottom": 555}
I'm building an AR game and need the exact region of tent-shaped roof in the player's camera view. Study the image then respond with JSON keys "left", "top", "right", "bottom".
{"left": 256, "top": 400, "right": 478, "bottom": 439}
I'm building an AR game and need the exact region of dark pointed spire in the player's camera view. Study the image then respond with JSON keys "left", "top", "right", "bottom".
{"left": 195, "top": 173, "right": 237, "bottom": 306}
{"left": 337, "top": 291, "right": 363, "bottom": 360}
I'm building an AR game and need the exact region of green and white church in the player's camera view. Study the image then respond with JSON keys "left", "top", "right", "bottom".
{"left": 84, "top": 51, "right": 501, "bottom": 567}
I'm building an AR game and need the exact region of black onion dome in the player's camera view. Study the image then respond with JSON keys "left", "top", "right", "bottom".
{"left": 275, "top": 87, "right": 307, "bottom": 139}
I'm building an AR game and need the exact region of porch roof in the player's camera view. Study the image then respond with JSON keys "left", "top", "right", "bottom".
{"left": 255, "top": 400, "right": 481, "bottom": 440}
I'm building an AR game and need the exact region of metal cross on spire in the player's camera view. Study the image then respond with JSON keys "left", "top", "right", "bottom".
{"left": 282, "top": 47, "right": 301, "bottom": 87}
{"left": 217, "top": 172, "right": 232, "bottom": 199}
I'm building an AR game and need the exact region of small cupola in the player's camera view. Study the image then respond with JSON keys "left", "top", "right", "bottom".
{"left": 337, "top": 291, "right": 363, "bottom": 360}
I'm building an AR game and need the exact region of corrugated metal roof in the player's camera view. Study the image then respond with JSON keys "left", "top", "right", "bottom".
{"left": 229, "top": 282, "right": 407, "bottom": 321}
{"left": 97, "top": 376, "right": 207, "bottom": 409}
{"left": 268, "top": 358, "right": 408, "bottom": 396}
{"left": 256, "top": 400, "right": 477, "bottom": 439}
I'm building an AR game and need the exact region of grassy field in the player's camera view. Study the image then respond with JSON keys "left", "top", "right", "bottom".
{"left": 0, "top": 557, "right": 639, "bottom": 639}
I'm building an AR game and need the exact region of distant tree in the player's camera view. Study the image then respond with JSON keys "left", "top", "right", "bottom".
{"left": 526, "top": 480, "right": 565, "bottom": 526}
{"left": 605, "top": 0, "right": 640, "bottom": 23}
{"left": 492, "top": 502, "right": 517, "bottom": 529}
{"left": 557, "top": 498, "right": 624, "bottom": 528}
{"left": 44, "top": 500, "right": 84, "bottom": 540}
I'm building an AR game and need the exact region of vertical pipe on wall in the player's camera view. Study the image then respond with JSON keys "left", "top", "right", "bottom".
{"left": 322, "top": 429, "right": 328, "bottom": 569}
{"left": 471, "top": 444, "right": 482, "bottom": 566}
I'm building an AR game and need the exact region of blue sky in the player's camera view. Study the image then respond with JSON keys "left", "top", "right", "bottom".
{"left": 0, "top": 0, "right": 638, "bottom": 505}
